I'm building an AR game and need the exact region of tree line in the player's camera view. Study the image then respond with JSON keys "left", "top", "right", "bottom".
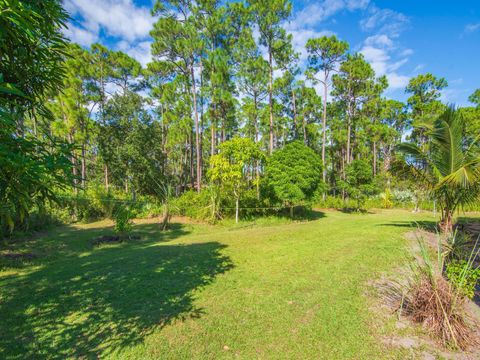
{"left": 1, "top": 0, "right": 480, "bottom": 233}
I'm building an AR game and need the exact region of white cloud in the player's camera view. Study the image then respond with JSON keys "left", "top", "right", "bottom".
{"left": 464, "top": 23, "right": 480, "bottom": 33}
{"left": 286, "top": 0, "right": 368, "bottom": 64}
{"left": 360, "top": 6, "right": 409, "bottom": 38}
{"left": 63, "top": 0, "right": 157, "bottom": 66}
{"left": 386, "top": 73, "right": 409, "bottom": 89}
{"left": 364, "top": 34, "right": 393, "bottom": 48}
{"left": 293, "top": 0, "right": 370, "bottom": 27}
{"left": 286, "top": 26, "right": 335, "bottom": 63}
{"left": 359, "top": 5, "right": 412, "bottom": 90}
{"left": 400, "top": 48, "right": 413, "bottom": 57}
{"left": 63, "top": 23, "right": 98, "bottom": 46}
{"left": 64, "top": 0, "right": 155, "bottom": 42}
{"left": 413, "top": 64, "right": 424, "bottom": 72}
{"left": 360, "top": 45, "right": 389, "bottom": 74}
{"left": 117, "top": 40, "right": 152, "bottom": 67}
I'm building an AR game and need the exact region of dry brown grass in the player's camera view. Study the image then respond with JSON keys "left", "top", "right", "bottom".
{"left": 402, "top": 272, "right": 476, "bottom": 350}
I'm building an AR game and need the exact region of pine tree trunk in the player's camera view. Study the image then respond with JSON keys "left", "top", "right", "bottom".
{"left": 268, "top": 48, "right": 274, "bottom": 154}
{"left": 303, "top": 117, "right": 307, "bottom": 144}
{"left": 346, "top": 121, "right": 351, "bottom": 164}
{"left": 104, "top": 165, "right": 109, "bottom": 191}
{"left": 292, "top": 89, "right": 297, "bottom": 137}
{"left": 254, "top": 93, "right": 260, "bottom": 200}
{"left": 81, "top": 142, "right": 86, "bottom": 188}
{"left": 68, "top": 133, "right": 78, "bottom": 194}
{"left": 373, "top": 141, "right": 377, "bottom": 176}
{"left": 190, "top": 64, "right": 201, "bottom": 192}
{"left": 322, "top": 77, "right": 328, "bottom": 200}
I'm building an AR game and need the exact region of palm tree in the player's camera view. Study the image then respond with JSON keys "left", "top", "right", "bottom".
{"left": 397, "top": 106, "right": 480, "bottom": 233}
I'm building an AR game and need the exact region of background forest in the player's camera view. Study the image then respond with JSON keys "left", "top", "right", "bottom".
{"left": 1, "top": 0, "right": 480, "bottom": 236}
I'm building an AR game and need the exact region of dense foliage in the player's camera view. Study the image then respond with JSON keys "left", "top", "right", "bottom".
{"left": 0, "top": 0, "right": 73, "bottom": 235}
{"left": 265, "top": 141, "right": 322, "bottom": 216}
{"left": 1, "top": 0, "right": 479, "bottom": 235}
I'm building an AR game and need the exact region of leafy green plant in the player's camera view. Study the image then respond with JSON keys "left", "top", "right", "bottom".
{"left": 208, "top": 138, "right": 264, "bottom": 223}
{"left": 446, "top": 260, "right": 480, "bottom": 299}
{"left": 114, "top": 207, "right": 133, "bottom": 236}
{"left": 381, "top": 188, "right": 393, "bottom": 209}
{"left": 397, "top": 106, "right": 480, "bottom": 233}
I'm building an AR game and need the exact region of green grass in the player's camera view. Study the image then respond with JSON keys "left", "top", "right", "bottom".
{"left": 0, "top": 209, "right": 444, "bottom": 359}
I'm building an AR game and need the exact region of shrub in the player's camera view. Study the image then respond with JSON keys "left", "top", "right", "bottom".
{"left": 381, "top": 188, "right": 393, "bottom": 209}
{"left": 397, "top": 236, "right": 478, "bottom": 349}
{"left": 264, "top": 141, "right": 323, "bottom": 217}
{"left": 113, "top": 206, "right": 133, "bottom": 235}
{"left": 446, "top": 260, "right": 480, "bottom": 299}
{"left": 171, "top": 189, "right": 213, "bottom": 220}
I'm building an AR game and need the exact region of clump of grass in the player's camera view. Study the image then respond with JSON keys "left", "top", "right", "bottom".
{"left": 398, "top": 233, "right": 479, "bottom": 350}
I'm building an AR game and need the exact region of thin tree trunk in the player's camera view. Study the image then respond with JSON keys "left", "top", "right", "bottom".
{"left": 104, "top": 165, "right": 109, "bottom": 191}
{"left": 211, "top": 101, "right": 216, "bottom": 155}
{"left": 235, "top": 196, "right": 239, "bottom": 223}
{"left": 81, "top": 143, "right": 86, "bottom": 188}
{"left": 440, "top": 210, "right": 453, "bottom": 234}
{"left": 303, "top": 117, "right": 307, "bottom": 144}
{"left": 190, "top": 64, "right": 201, "bottom": 192}
{"left": 189, "top": 135, "right": 194, "bottom": 189}
{"left": 68, "top": 133, "right": 78, "bottom": 195}
{"left": 346, "top": 120, "right": 351, "bottom": 164}
{"left": 322, "top": 76, "right": 328, "bottom": 200}
{"left": 373, "top": 141, "right": 377, "bottom": 176}
{"left": 268, "top": 48, "right": 274, "bottom": 154}
{"left": 254, "top": 93, "right": 260, "bottom": 199}
{"left": 292, "top": 88, "right": 297, "bottom": 137}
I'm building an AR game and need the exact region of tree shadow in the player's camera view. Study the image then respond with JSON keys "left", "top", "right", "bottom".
{"left": 376, "top": 220, "right": 438, "bottom": 232}
{"left": 0, "top": 226, "right": 233, "bottom": 358}
{"left": 274, "top": 207, "right": 326, "bottom": 221}
{"left": 0, "top": 221, "right": 191, "bottom": 270}
{"left": 338, "top": 208, "right": 374, "bottom": 214}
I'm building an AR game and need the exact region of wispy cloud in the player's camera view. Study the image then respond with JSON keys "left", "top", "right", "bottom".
{"left": 464, "top": 23, "right": 480, "bottom": 34}
{"left": 359, "top": 5, "right": 412, "bottom": 90}
{"left": 360, "top": 6, "right": 409, "bottom": 38}
{"left": 287, "top": 0, "right": 370, "bottom": 64}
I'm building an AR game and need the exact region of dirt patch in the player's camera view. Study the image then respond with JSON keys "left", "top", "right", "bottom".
{"left": 91, "top": 234, "right": 141, "bottom": 246}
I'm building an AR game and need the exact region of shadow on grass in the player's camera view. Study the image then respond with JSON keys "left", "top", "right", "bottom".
{"left": 276, "top": 208, "right": 326, "bottom": 221}
{"left": 338, "top": 208, "right": 374, "bottom": 214}
{"left": 0, "top": 223, "right": 233, "bottom": 358}
{"left": 376, "top": 220, "right": 438, "bottom": 232}
{"left": 0, "top": 222, "right": 191, "bottom": 270}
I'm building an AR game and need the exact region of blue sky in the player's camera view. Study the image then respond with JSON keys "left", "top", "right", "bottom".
{"left": 64, "top": 0, "right": 480, "bottom": 105}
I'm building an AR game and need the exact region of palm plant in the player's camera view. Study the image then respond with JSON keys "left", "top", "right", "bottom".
{"left": 397, "top": 106, "right": 480, "bottom": 233}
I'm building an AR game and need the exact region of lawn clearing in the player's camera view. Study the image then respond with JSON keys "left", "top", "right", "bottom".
{"left": 0, "top": 210, "right": 441, "bottom": 359}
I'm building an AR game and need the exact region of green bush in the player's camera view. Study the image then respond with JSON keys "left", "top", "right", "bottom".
{"left": 446, "top": 260, "right": 480, "bottom": 299}
{"left": 171, "top": 189, "right": 213, "bottom": 220}
{"left": 113, "top": 207, "right": 133, "bottom": 235}
{"left": 264, "top": 141, "right": 323, "bottom": 216}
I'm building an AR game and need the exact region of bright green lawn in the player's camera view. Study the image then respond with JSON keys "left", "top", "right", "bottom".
{"left": 0, "top": 210, "right": 446, "bottom": 359}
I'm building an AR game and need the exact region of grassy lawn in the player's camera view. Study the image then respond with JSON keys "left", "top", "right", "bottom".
{"left": 0, "top": 210, "right": 443, "bottom": 359}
